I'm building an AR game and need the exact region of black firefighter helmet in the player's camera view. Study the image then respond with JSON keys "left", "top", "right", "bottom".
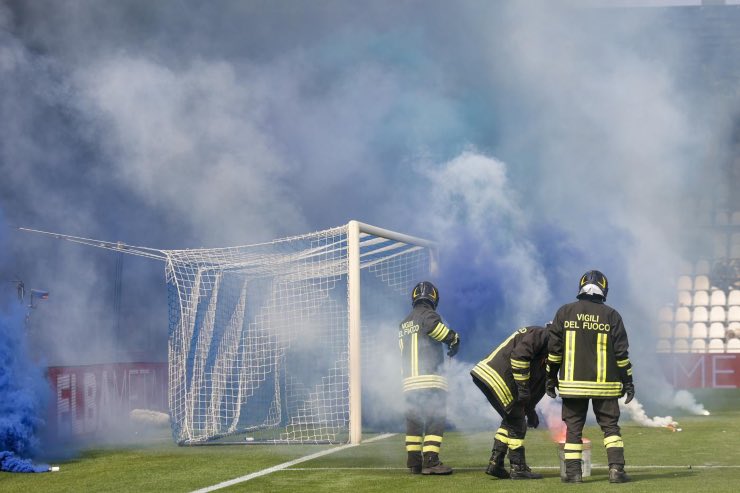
{"left": 412, "top": 281, "right": 439, "bottom": 309}
{"left": 577, "top": 270, "right": 608, "bottom": 301}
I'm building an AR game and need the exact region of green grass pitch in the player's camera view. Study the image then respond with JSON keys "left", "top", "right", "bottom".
{"left": 3, "top": 406, "right": 739, "bottom": 492}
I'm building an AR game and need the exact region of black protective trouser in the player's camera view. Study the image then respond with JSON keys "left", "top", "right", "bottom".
{"left": 562, "top": 397, "right": 625, "bottom": 472}
{"left": 405, "top": 388, "right": 447, "bottom": 467}
{"left": 471, "top": 374, "right": 527, "bottom": 465}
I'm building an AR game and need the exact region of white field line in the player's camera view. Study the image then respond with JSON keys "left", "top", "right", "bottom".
{"left": 189, "top": 433, "right": 396, "bottom": 493}
{"left": 285, "top": 465, "right": 740, "bottom": 471}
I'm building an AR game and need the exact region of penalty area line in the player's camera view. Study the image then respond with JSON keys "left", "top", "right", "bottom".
{"left": 189, "top": 433, "right": 396, "bottom": 493}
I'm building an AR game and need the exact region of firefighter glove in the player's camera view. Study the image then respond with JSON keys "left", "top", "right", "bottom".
{"left": 447, "top": 333, "right": 460, "bottom": 357}
{"left": 545, "top": 376, "right": 558, "bottom": 399}
{"left": 622, "top": 382, "right": 635, "bottom": 404}
{"left": 526, "top": 409, "right": 539, "bottom": 429}
{"left": 516, "top": 382, "right": 530, "bottom": 404}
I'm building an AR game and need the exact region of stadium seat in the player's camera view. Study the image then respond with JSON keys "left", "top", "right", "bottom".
{"left": 727, "top": 338, "right": 740, "bottom": 353}
{"left": 692, "top": 290, "right": 709, "bottom": 307}
{"left": 695, "top": 259, "right": 711, "bottom": 275}
{"left": 728, "top": 306, "right": 740, "bottom": 323}
{"left": 677, "top": 275, "right": 693, "bottom": 291}
{"left": 694, "top": 275, "right": 710, "bottom": 291}
{"left": 658, "top": 323, "right": 673, "bottom": 339}
{"left": 675, "top": 306, "right": 691, "bottom": 323}
{"left": 673, "top": 339, "right": 689, "bottom": 353}
{"left": 692, "top": 306, "right": 709, "bottom": 323}
{"left": 656, "top": 339, "right": 672, "bottom": 353}
{"left": 659, "top": 305, "right": 674, "bottom": 322}
{"left": 690, "top": 339, "right": 707, "bottom": 353}
{"left": 708, "top": 338, "right": 725, "bottom": 353}
{"left": 728, "top": 290, "right": 740, "bottom": 306}
{"left": 691, "top": 322, "right": 708, "bottom": 339}
{"left": 674, "top": 323, "right": 690, "bottom": 339}
{"left": 709, "top": 306, "right": 726, "bottom": 323}
{"left": 677, "top": 290, "right": 692, "bottom": 306}
{"left": 710, "top": 290, "right": 727, "bottom": 306}
{"left": 709, "top": 322, "right": 726, "bottom": 339}
{"left": 729, "top": 321, "right": 740, "bottom": 332}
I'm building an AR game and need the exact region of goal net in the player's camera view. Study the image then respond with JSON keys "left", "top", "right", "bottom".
{"left": 164, "top": 221, "right": 435, "bottom": 444}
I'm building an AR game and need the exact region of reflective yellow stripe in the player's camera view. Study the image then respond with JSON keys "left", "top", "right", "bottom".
{"left": 495, "top": 427, "right": 509, "bottom": 443}
{"left": 406, "top": 445, "right": 422, "bottom": 451}
{"left": 406, "top": 435, "right": 423, "bottom": 443}
{"left": 412, "top": 333, "right": 418, "bottom": 376}
{"left": 548, "top": 353, "right": 563, "bottom": 363}
{"left": 564, "top": 452, "right": 582, "bottom": 460}
{"left": 564, "top": 443, "right": 583, "bottom": 451}
{"left": 474, "top": 363, "right": 513, "bottom": 404}
{"left": 513, "top": 373, "right": 530, "bottom": 381}
{"left": 604, "top": 435, "right": 624, "bottom": 448}
{"left": 403, "top": 375, "right": 449, "bottom": 391}
{"left": 559, "top": 380, "right": 622, "bottom": 390}
{"left": 627, "top": 368, "right": 633, "bottom": 376}
{"left": 484, "top": 331, "right": 519, "bottom": 364}
{"left": 425, "top": 435, "right": 443, "bottom": 443}
{"left": 496, "top": 427, "right": 509, "bottom": 436}
{"left": 597, "top": 333, "right": 607, "bottom": 383}
{"left": 565, "top": 331, "right": 576, "bottom": 381}
{"left": 429, "top": 322, "right": 450, "bottom": 341}
{"left": 508, "top": 438, "right": 524, "bottom": 449}
{"left": 423, "top": 445, "right": 441, "bottom": 453}
{"left": 617, "top": 358, "right": 630, "bottom": 368}
{"left": 511, "top": 359, "right": 530, "bottom": 369}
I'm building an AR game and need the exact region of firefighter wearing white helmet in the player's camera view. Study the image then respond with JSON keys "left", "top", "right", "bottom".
{"left": 399, "top": 281, "right": 461, "bottom": 475}
{"left": 547, "top": 270, "right": 634, "bottom": 484}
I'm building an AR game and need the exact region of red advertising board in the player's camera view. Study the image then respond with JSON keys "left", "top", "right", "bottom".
{"left": 46, "top": 362, "right": 167, "bottom": 438}
{"left": 660, "top": 353, "right": 740, "bottom": 388}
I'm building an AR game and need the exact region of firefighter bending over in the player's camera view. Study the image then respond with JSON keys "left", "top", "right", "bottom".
{"left": 471, "top": 325, "right": 548, "bottom": 480}
{"left": 399, "top": 281, "right": 461, "bottom": 475}
{"left": 547, "top": 270, "right": 635, "bottom": 483}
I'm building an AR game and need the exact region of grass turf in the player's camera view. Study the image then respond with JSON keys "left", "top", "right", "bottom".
{"left": 2, "top": 407, "right": 739, "bottom": 492}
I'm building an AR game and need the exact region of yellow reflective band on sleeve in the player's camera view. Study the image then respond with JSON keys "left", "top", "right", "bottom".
{"left": 597, "top": 333, "right": 608, "bottom": 383}
{"left": 511, "top": 359, "right": 530, "bottom": 369}
{"left": 564, "top": 452, "right": 583, "bottom": 460}
{"left": 403, "top": 375, "right": 448, "bottom": 392}
{"left": 513, "top": 373, "right": 530, "bottom": 382}
{"left": 617, "top": 358, "right": 630, "bottom": 368}
{"left": 564, "top": 331, "right": 576, "bottom": 381}
{"left": 548, "top": 353, "right": 563, "bottom": 363}
{"left": 429, "top": 322, "right": 450, "bottom": 341}
{"left": 422, "top": 445, "right": 441, "bottom": 453}
{"left": 564, "top": 443, "right": 583, "bottom": 451}
{"left": 472, "top": 363, "right": 513, "bottom": 405}
{"left": 425, "top": 435, "right": 443, "bottom": 443}
{"left": 604, "top": 435, "right": 624, "bottom": 448}
{"left": 507, "top": 438, "right": 524, "bottom": 450}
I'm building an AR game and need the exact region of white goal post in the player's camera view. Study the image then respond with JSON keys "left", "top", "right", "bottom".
{"left": 20, "top": 221, "right": 436, "bottom": 445}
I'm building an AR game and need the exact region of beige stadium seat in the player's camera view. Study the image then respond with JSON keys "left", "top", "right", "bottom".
{"left": 694, "top": 275, "right": 711, "bottom": 291}
{"left": 691, "top": 323, "right": 708, "bottom": 339}
{"left": 656, "top": 339, "right": 672, "bottom": 353}
{"left": 692, "top": 306, "right": 709, "bottom": 323}
{"left": 677, "top": 275, "right": 693, "bottom": 291}
{"left": 695, "top": 259, "right": 711, "bottom": 275}
{"left": 728, "top": 321, "right": 740, "bottom": 332}
{"left": 673, "top": 323, "right": 690, "bottom": 339}
{"left": 728, "top": 306, "right": 740, "bottom": 323}
{"left": 709, "top": 306, "right": 726, "bottom": 323}
{"left": 658, "top": 323, "right": 673, "bottom": 339}
{"left": 675, "top": 306, "right": 691, "bottom": 323}
{"left": 709, "top": 323, "right": 726, "bottom": 339}
{"left": 673, "top": 339, "right": 689, "bottom": 353}
{"left": 659, "top": 305, "right": 674, "bottom": 322}
{"left": 708, "top": 338, "right": 725, "bottom": 353}
{"left": 727, "top": 339, "right": 740, "bottom": 353}
{"left": 710, "top": 290, "right": 727, "bottom": 306}
{"left": 692, "top": 290, "right": 709, "bottom": 307}
{"left": 690, "top": 339, "right": 707, "bottom": 353}
{"left": 677, "top": 290, "right": 692, "bottom": 306}
{"left": 728, "top": 290, "right": 740, "bottom": 306}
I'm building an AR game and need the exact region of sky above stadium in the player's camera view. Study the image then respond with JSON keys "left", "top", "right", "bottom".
{"left": 1, "top": 0, "right": 738, "bottom": 389}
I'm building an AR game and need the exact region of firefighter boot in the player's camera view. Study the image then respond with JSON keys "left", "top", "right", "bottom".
{"left": 485, "top": 439, "right": 510, "bottom": 479}
{"left": 608, "top": 464, "right": 631, "bottom": 483}
{"left": 562, "top": 459, "right": 583, "bottom": 483}
{"left": 407, "top": 451, "right": 422, "bottom": 474}
{"left": 509, "top": 447, "right": 543, "bottom": 480}
{"left": 421, "top": 452, "right": 453, "bottom": 475}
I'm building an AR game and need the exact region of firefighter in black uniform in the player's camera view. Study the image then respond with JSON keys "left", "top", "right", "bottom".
{"left": 547, "top": 270, "right": 635, "bottom": 484}
{"left": 399, "top": 281, "right": 461, "bottom": 475}
{"left": 471, "top": 325, "right": 548, "bottom": 480}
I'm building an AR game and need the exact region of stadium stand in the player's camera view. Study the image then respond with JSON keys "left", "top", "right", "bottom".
{"left": 693, "top": 290, "right": 709, "bottom": 307}
{"left": 673, "top": 339, "right": 689, "bottom": 353}
{"left": 691, "top": 323, "right": 708, "bottom": 340}
{"left": 726, "top": 338, "right": 740, "bottom": 353}
{"left": 709, "top": 322, "right": 726, "bottom": 340}
{"left": 690, "top": 339, "right": 707, "bottom": 353}
{"left": 708, "top": 339, "right": 725, "bottom": 353}
{"left": 674, "top": 323, "right": 690, "bottom": 339}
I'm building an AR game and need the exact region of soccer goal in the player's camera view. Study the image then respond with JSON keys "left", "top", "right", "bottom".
{"left": 22, "top": 221, "right": 436, "bottom": 445}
